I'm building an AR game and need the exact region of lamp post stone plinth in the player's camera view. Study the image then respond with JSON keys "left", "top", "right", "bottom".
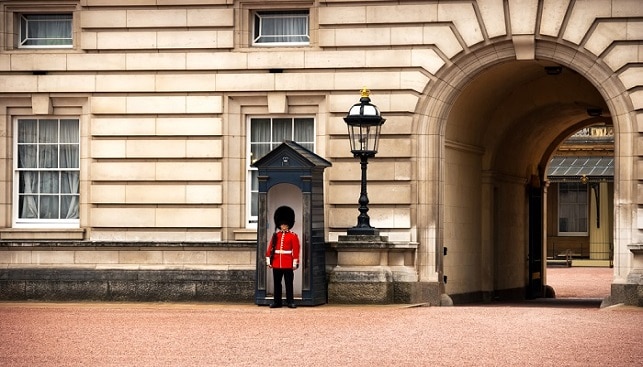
{"left": 327, "top": 89, "right": 423, "bottom": 304}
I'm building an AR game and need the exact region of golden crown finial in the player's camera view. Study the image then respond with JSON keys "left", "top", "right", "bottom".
{"left": 360, "top": 87, "right": 370, "bottom": 98}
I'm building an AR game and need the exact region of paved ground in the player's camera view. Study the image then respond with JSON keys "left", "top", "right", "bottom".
{"left": 1, "top": 267, "right": 641, "bottom": 367}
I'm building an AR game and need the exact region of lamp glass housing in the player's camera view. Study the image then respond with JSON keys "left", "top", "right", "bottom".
{"left": 344, "top": 98, "right": 386, "bottom": 157}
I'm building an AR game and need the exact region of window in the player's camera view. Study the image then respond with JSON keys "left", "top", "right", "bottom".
{"left": 15, "top": 118, "right": 80, "bottom": 227}
{"left": 247, "top": 117, "right": 314, "bottom": 226}
{"left": 19, "top": 13, "right": 72, "bottom": 48}
{"left": 558, "top": 182, "right": 588, "bottom": 235}
{"left": 253, "top": 11, "right": 309, "bottom": 46}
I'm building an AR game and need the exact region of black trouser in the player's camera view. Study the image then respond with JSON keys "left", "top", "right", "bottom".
{"left": 272, "top": 268, "right": 294, "bottom": 304}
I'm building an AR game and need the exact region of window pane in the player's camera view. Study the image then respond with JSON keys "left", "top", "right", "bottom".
{"left": 60, "top": 171, "right": 79, "bottom": 193}
{"left": 559, "top": 183, "right": 588, "bottom": 233}
{"left": 40, "top": 172, "right": 59, "bottom": 194}
{"left": 251, "top": 118, "right": 270, "bottom": 142}
{"left": 294, "top": 118, "right": 314, "bottom": 143}
{"left": 19, "top": 172, "right": 38, "bottom": 194}
{"left": 61, "top": 195, "right": 79, "bottom": 219}
{"left": 39, "top": 195, "right": 59, "bottom": 219}
{"left": 18, "top": 119, "right": 37, "bottom": 143}
{"left": 21, "top": 14, "right": 72, "bottom": 47}
{"left": 254, "top": 11, "right": 310, "bottom": 44}
{"left": 39, "top": 119, "right": 58, "bottom": 143}
{"left": 18, "top": 145, "right": 37, "bottom": 168}
{"left": 59, "top": 145, "right": 79, "bottom": 168}
{"left": 19, "top": 195, "right": 38, "bottom": 219}
{"left": 272, "top": 118, "right": 292, "bottom": 143}
{"left": 39, "top": 145, "right": 58, "bottom": 168}
{"left": 60, "top": 119, "right": 79, "bottom": 143}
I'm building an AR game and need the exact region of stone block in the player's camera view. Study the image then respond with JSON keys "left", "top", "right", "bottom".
{"left": 91, "top": 139, "right": 126, "bottom": 158}
{"left": 216, "top": 73, "right": 274, "bottom": 91}
{"left": 156, "top": 117, "right": 222, "bottom": 136}
{"left": 31, "top": 94, "right": 52, "bottom": 115}
{"left": 97, "top": 31, "right": 157, "bottom": 49}
{"left": 119, "top": 250, "right": 163, "bottom": 264}
{"left": 186, "top": 184, "right": 222, "bottom": 205}
{"left": 156, "top": 74, "right": 216, "bottom": 92}
{"left": 125, "top": 185, "right": 186, "bottom": 204}
{"left": 562, "top": 0, "right": 611, "bottom": 45}
{"left": 508, "top": 0, "right": 538, "bottom": 35}
{"left": 274, "top": 72, "right": 334, "bottom": 91}
{"left": 539, "top": 0, "right": 569, "bottom": 37}
{"left": 206, "top": 250, "right": 253, "bottom": 266}
{"left": 90, "top": 184, "right": 126, "bottom": 204}
{"left": 162, "top": 251, "right": 207, "bottom": 265}
{"left": 304, "top": 50, "right": 365, "bottom": 68}
{"left": 10, "top": 54, "right": 67, "bottom": 71}
{"left": 127, "top": 9, "right": 187, "bottom": 27}
{"left": 0, "top": 251, "right": 32, "bottom": 265}
{"left": 75, "top": 251, "right": 119, "bottom": 264}
{"left": 155, "top": 161, "right": 222, "bottom": 181}
{"left": 67, "top": 54, "right": 126, "bottom": 70}
{"left": 187, "top": 9, "right": 234, "bottom": 27}
{"left": 97, "top": 74, "right": 155, "bottom": 92}
{"left": 318, "top": 6, "right": 365, "bottom": 24}
{"left": 0, "top": 54, "right": 10, "bottom": 71}
{"left": 438, "top": 2, "right": 483, "bottom": 46}
{"left": 91, "top": 96, "right": 127, "bottom": 114}
{"left": 91, "top": 161, "right": 155, "bottom": 181}
{"left": 157, "top": 31, "right": 219, "bottom": 49}
{"left": 80, "top": 10, "right": 126, "bottom": 28}
{"left": 367, "top": 4, "right": 437, "bottom": 24}
{"left": 91, "top": 207, "right": 156, "bottom": 227}
{"left": 126, "top": 139, "right": 186, "bottom": 158}
{"left": 248, "top": 51, "right": 305, "bottom": 69}
{"left": 38, "top": 75, "right": 96, "bottom": 93}
{"left": 155, "top": 208, "right": 222, "bottom": 227}
{"left": 32, "top": 251, "right": 75, "bottom": 265}
{"left": 478, "top": 0, "right": 507, "bottom": 38}
{"left": 187, "top": 52, "right": 248, "bottom": 70}
{"left": 618, "top": 66, "right": 643, "bottom": 90}
{"left": 585, "top": 22, "right": 627, "bottom": 56}
{"left": 186, "top": 96, "right": 223, "bottom": 113}
{"left": 424, "top": 25, "right": 463, "bottom": 58}
{"left": 126, "top": 53, "right": 186, "bottom": 70}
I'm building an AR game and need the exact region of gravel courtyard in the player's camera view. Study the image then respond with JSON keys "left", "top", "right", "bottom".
{"left": 1, "top": 267, "right": 640, "bottom": 367}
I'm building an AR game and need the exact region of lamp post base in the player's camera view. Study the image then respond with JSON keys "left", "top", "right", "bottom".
{"left": 347, "top": 226, "right": 379, "bottom": 236}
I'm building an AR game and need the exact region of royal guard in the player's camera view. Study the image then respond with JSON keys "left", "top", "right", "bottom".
{"left": 266, "top": 206, "right": 300, "bottom": 308}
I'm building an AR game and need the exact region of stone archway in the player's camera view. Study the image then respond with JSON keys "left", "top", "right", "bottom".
{"left": 415, "top": 40, "right": 636, "bottom": 304}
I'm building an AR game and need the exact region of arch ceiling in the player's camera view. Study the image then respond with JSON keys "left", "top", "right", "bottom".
{"left": 445, "top": 60, "right": 610, "bottom": 178}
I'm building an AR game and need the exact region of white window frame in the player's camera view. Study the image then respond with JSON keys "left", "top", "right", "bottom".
{"left": 557, "top": 182, "right": 588, "bottom": 236}
{"left": 252, "top": 10, "right": 310, "bottom": 47}
{"left": 18, "top": 13, "right": 73, "bottom": 49}
{"left": 13, "top": 117, "right": 80, "bottom": 228}
{"left": 246, "top": 116, "right": 315, "bottom": 228}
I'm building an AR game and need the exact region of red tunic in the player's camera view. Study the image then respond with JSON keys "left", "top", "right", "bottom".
{"left": 266, "top": 230, "right": 300, "bottom": 269}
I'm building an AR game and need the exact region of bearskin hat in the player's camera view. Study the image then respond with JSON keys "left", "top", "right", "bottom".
{"left": 274, "top": 206, "right": 295, "bottom": 228}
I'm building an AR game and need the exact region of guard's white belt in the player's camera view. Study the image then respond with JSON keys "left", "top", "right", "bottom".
{"left": 275, "top": 250, "right": 292, "bottom": 254}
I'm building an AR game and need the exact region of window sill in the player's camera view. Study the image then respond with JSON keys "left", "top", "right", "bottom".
{"left": 0, "top": 228, "right": 86, "bottom": 241}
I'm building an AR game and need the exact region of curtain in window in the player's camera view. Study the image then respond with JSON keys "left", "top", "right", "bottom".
{"left": 21, "top": 14, "right": 72, "bottom": 46}
{"left": 17, "top": 118, "right": 79, "bottom": 221}
{"left": 559, "top": 183, "right": 588, "bottom": 233}
{"left": 248, "top": 117, "right": 314, "bottom": 222}
{"left": 18, "top": 120, "right": 38, "bottom": 219}
{"left": 255, "top": 13, "right": 309, "bottom": 43}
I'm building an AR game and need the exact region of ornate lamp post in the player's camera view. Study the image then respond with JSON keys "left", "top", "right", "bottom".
{"left": 344, "top": 87, "right": 386, "bottom": 235}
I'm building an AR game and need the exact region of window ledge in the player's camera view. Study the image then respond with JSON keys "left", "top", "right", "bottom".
{"left": 0, "top": 228, "right": 85, "bottom": 241}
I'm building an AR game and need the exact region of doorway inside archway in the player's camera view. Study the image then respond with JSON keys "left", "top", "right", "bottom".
{"left": 544, "top": 124, "right": 614, "bottom": 300}
{"left": 441, "top": 60, "right": 613, "bottom": 304}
